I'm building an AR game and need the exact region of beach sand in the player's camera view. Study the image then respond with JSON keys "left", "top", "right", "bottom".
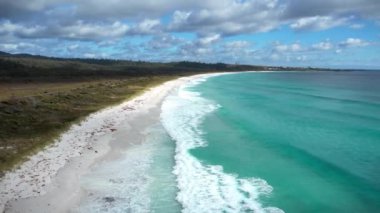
{"left": 0, "top": 73, "right": 218, "bottom": 213}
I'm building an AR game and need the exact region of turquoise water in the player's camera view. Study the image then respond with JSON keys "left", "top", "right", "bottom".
{"left": 76, "top": 71, "right": 380, "bottom": 212}
{"left": 161, "top": 71, "right": 380, "bottom": 212}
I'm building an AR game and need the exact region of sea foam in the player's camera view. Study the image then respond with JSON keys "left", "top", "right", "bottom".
{"left": 161, "top": 75, "right": 283, "bottom": 213}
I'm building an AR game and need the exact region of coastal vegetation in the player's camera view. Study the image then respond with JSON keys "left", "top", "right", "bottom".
{"left": 0, "top": 51, "right": 267, "bottom": 80}
{"left": 0, "top": 76, "right": 178, "bottom": 174}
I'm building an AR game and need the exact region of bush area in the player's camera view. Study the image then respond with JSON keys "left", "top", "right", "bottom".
{"left": 0, "top": 76, "right": 177, "bottom": 174}
{"left": 0, "top": 54, "right": 268, "bottom": 81}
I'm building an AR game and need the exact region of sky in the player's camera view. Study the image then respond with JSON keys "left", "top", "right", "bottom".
{"left": 0, "top": 0, "right": 379, "bottom": 69}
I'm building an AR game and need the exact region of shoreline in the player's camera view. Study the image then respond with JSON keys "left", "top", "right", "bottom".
{"left": 0, "top": 73, "right": 224, "bottom": 212}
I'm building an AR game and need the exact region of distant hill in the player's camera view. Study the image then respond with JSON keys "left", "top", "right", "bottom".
{"left": 0, "top": 51, "right": 334, "bottom": 81}
{"left": 0, "top": 51, "right": 11, "bottom": 56}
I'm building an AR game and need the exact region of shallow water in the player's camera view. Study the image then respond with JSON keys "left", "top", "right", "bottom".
{"left": 184, "top": 71, "right": 380, "bottom": 212}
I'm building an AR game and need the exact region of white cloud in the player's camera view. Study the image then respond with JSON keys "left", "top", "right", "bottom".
{"left": 0, "top": 0, "right": 378, "bottom": 42}
{"left": 198, "top": 34, "right": 220, "bottom": 45}
{"left": 312, "top": 41, "right": 333, "bottom": 50}
{"left": 270, "top": 53, "right": 280, "bottom": 60}
{"left": 350, "top": 24, "right": 364, "bottom": 29}
{"left": 224, "top": 40, "right": 250, "bottom": 49}
{"left": 133, "top": 19, "right": 161, "bottom": 34}
{"left": 339, "top": 38, "right": 369, "bottom": 48}
{"left": 168, "top": 0, "right": 285, "bottom": 35}
{"left": 1, "top": 0, "right": 379, "bottom": 40}
{"left": 0, "top": 43, "right": 18, "bottom": 51}
{"left": 146, "top": 34, "right": 183, "bottom": 50}
{"left": 274, "top": 44, "right": 287, "bottom": 52}
{"left": 83, "top": 53, "right": 96, "bottom": 58}
{"left": 0, "top": 42, "right": 39, "bottom": 52}
{"left": 290, "top": 43, "right": 302, "bottom": 51}
{"left": 219, "top": 40, "right": 254, "bottom": 63}
{"left": 296, "top": 55, "right": 307, "bottom": 61}
{"left": 170, "top": 10, "right": 192, "bottom": 27}
{"left": 67, "top": 44, "right": 79, "bottom": 51}
{"left": 59, "top": 21, "right": 129, "bottom": 40}
{"left": 0, "top": 20, "right": 44, "bottom": 37}
{"left": 273, "top": 42, "right": 302, "bottom": 52}
{"left": 0, "top": 20, "right": 132, "bottom": 40}
{"left": 290, "top": 16, "right": 349, "bottom": 31}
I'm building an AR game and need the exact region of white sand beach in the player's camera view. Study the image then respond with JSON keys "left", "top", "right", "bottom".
{"left": 0, "top": 73, "right": 220, "bottom": 212}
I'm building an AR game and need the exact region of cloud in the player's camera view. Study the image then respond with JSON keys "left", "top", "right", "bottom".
{"left": 1, "top": 0, "right": 379, "bottom": 42}
{"left": 170, "top": 10, "right": 192, "bottom": 27}
{"left": 0, "top": 20, "right": 131, "bottom": 40}
{"left": 131, "top": 19, "right": 161, "bottom": 34}
{"left": 0, "top": 0, "right": 379, "bottom": 69}
{"left": 1, "top": 0, "right": 379, "bottom": 39}
{"left": 83, "top": 53, "right": 96, "bottom": 58}
{"left": 57, "top": 21, "right": 130, "bottom": 40}
{"left": 312, "top": 41, "right": 333, "bottom": 50}
{"left": 224, "top": 41, "right": 250, "bottom": 50}
{"left": 296, "top": 55, "right": 307, "bottom": 61}
{"left": 168, "top": 0, "right": 285, "bottom": 36}
{"left": 290, "top": 16, "right": 349, "bottom": 31}
{"left": 177, "top": 34, "right": 223, "bottom": 60}
{"left": 198, "top": 34, "right": 220, "bottom": 45}
{"left": 0, "top": 0, "right": 170, "bottom": 20}
{"left": 67, "top": 44, "right": 79, "bottom": 51}
{"left": 0, "top": 0, "right": 61, "bottom": 19}
{"left": 0, "top": 42, "right": 41, "bottom": 53}
{"left": 283, "top": 0, "right": 380, "bottom": 19}
{"left": 273, "top": 42, "right": 303, "bottom": 52}
{"left": 266, "top": 42, "right": 306, "bottom": 63}
{"left": 3, "top": 0, "right": 379, "bottom": 21}
{"left": 350, "top": 23, "right": 364, "bottom": 29}
{"left": 146, "top": 34, "right": 183, "bottom": 50}
{"left": 339, "top": 38, "right": 369, "bottom": 48}
{"left": 0, "top": 19, "right": 164, "bottom": 41}
{"left": 218, "top": 40, "right": 255, "bottom": 63}
{"left": 0, "top": 20, "right": 45, "bottom": 38}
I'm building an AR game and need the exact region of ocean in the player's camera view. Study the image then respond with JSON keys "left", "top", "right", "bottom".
{"left": 161, "top": 71, "right": 380, "bottom": 212}
{"left": 77, "top": 71, "right": 380, "bottom": 212}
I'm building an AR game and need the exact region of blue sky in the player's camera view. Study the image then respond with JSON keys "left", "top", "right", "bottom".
{"left": 0, "top": 0, "right": 379, "bottom": 69}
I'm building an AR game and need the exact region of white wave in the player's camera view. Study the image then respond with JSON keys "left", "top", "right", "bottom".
{"left": 161, "top": 75, "right": 283, "bottom": 213}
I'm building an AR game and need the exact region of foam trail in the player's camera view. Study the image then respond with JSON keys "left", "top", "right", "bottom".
{"left": 161, "top": 75, "right": 283, "bottom": 213}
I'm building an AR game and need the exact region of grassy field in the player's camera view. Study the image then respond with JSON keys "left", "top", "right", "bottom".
{"left": 0, "top": 75, "right": 180, "bottom": 174}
